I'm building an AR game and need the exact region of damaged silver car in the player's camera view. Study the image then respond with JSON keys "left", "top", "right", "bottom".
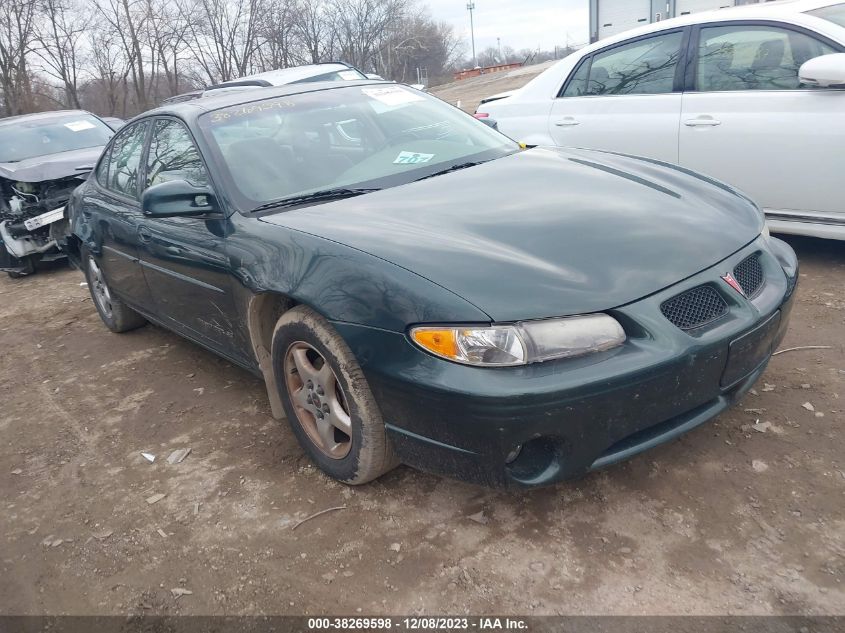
{"left": 0, "top": 111, "right": 114, "bottom": 278}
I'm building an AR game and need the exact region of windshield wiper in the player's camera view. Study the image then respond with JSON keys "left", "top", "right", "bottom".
{"left": 414, "top": 161, "right": 486, "bottom": 182}
{"left": 249, "top": 187, "right": 381, "bottom": 214}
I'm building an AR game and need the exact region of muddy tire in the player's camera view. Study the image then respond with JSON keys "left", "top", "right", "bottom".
{"left": 82, "top": 248, "right": 147, "bottom": 333}
{"left": 7, "top": 256, "right": 35, "bottom": 279}
{"left": 272, "top": 305, "right": 398, "bottom": 485}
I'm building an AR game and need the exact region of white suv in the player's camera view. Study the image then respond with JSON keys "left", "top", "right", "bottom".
{"left": 479, "top": 1, "right": 845, "bottom": 240}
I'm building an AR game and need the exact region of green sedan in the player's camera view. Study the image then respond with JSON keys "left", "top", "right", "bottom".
{"left": 64, "top": 81, "right": 798, "bottom": 488}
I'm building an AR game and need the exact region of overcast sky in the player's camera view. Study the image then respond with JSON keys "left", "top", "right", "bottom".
{"left": 422, "top": 0, "right": 590, "bottom": 57}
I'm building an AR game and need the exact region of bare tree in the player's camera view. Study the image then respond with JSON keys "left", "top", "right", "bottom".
{"left": 378, "top": 10, "right": 461, "bottom": 84}
{"left": 144, "top": 0, "right": 192, "bottom": 97}
{"left": 178, "top": 0, "right": 264, "bottom": 83}
{"left": 94, "top": 0, "right": 151, "bottom": 110}
{"left": 293, "top": 0, "right": 331, "bottom": 64}
{"left": 257, "top": 0, "right": 299, "bottom": 70}
{"left": 34, "top": 0, "right": 89, "bottom": 108}
{"left": 84, "top": 22, "right": 133, "bottom": 115}
{"left": 330, "top": 0, "right": 407, "bottom": 71}
{"left": 0, "top": 0, "right": 37, "bottom": 115}
{"left": 5, "top": 0, "right": 464, "bottom": 116}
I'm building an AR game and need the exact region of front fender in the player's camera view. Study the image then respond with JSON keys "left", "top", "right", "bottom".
{"left": 226, "top": 215, "right": 492, "bottom": 332}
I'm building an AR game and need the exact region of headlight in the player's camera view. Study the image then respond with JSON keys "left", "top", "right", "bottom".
{"left": 410, "top": 314, "right": 626, "bottom": 367}
{"left": 761, "top": 223, "right": 770, "bottom": 240}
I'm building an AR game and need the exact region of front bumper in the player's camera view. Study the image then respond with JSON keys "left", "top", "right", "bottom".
{"left": 333, "top": 236, "right": 798, "bottom": 488}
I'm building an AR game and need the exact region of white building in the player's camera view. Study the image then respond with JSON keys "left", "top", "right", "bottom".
{"left": 589, "top": 0, "right": 777, "bottom": 42}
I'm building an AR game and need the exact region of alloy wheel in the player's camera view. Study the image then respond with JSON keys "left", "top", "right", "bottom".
{"left": 283, "top": 341, "right": 353, "bottom": 459}
{"left": 88, "top": 258, "right": 114, "bottom": 319}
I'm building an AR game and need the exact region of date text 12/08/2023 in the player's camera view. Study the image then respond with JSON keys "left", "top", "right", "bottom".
{"left": 306, "top": 617, "right": 529, "bottom": 630}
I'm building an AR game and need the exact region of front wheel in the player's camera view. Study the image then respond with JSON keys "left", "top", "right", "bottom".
{"left": 7, "top": 256, "right": 36, "bottom": 278}
{"left": 272, "top": 305, "right": 398, "bottom": 484}
{"left": 83, "top": 248, "right": 147, "bottom": 333}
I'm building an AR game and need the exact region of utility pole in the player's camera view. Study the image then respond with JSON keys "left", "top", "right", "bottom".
{"left": 497, "top": 36, "right": 501, "bottom": 61}
{"left": 467, "top": 2, "right": 477, "bottom": 68}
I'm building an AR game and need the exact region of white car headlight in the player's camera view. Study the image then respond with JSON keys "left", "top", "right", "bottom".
{"left": 410, "top": 314, "right": 626, "bottom": 367}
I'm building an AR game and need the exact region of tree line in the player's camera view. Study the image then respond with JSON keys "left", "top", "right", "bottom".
{"left": 0, "top": 0, "right": 464, "bottom": 118}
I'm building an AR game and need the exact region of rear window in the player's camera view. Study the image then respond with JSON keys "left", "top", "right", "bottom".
{"left": 807, "top": 3, "right": 845, "bottom": 28}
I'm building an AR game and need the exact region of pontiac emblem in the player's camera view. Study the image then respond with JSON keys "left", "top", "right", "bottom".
{"left": 721, "top": 273, "right": 745, "bottom": 297}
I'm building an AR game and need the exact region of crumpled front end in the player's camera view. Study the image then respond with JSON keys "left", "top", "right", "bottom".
{"left": 0, "top": 175, "right": 81, "bottom": 276}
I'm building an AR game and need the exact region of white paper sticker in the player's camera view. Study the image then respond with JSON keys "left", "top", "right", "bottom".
{"left": 64, "top": 120, "right": 96, "bottom": 132}
{"left": 362, "top": 86, "right": 424, "bottom": 107}
{"left": 394, "top": 151, "right": 435, "bottom": 165}
{"left": 339, "top": 70, "right": 361, "bottom": 80}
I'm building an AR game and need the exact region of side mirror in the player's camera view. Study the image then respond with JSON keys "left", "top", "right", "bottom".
{"left": 799, "top": 53, "right": 845, "bottom": 89}
{"left": 142, "top": 180, "right": 220, "bottom": 218}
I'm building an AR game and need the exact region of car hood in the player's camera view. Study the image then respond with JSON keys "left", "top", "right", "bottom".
{"left": 0, "top": 146, "right": 104, "bottom": 183}
{"left": 260, "top": 147, "right": 762, "bottom": 322}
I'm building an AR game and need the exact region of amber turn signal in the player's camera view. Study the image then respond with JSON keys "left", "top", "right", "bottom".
{"left": 411, "top": 329, "right": 458, "bottom": 359}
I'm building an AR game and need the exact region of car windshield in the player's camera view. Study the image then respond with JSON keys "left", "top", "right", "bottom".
{"left": 198, "top": 84, "right": 519, "bottom": 212}
{"left": 0, "top": 113, "right": 113, "bottom": 163}
{"left": 807, "top": 3, "right": 845, "bottom": 27}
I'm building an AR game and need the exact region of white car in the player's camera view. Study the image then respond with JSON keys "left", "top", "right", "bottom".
{"left": 202, "top": 63, "right": 369, "bottom": 97}
{"left": 479, "top": 0, "right": 845, "bottom": 240}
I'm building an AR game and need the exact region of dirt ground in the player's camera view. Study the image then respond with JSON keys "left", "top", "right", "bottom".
{"left": 0, "top": 234, "right": 842, "bottom": 617}
{"left": 429, "top": 61, "right": 556, "bottom": 113}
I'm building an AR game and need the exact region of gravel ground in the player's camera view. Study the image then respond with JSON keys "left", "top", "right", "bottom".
{"left": 429, "top": 61, "right": 556, "bottom": 112}
{"left": 0, "top": 234, "right": 843, "bottom": 616}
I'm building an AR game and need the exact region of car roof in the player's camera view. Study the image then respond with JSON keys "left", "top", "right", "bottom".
{"left": 591, "top": 0, "right": 845, "bottom": 49}
{"left": 209, "top": 63, "right": 361, "bottom": 89}
{"left": 137, "top": 79, "right": 391, "bottom": 124}
{"left": 0, "top": 109, "right": 96, "bottom": 128}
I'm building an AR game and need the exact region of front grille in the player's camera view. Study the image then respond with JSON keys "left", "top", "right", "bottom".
{"left": 661, "top": 285, "right": 728, "bottom": 330}
{"left": 733, "top": 253, "right": 764, "bottom": 298}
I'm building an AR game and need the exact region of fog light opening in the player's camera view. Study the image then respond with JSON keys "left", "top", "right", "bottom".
{"left": 505, "top": 444, "right": 523, "bottom": 465}
{"left": 505, "top": 436, "right": 565, "bottom": 485}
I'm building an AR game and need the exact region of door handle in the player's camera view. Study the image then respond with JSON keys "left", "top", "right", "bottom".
{"left": 137, "top": 227, "right": 153, "bottom": 243}
{"left": 684, "top": 117, "right": 721, "bottom": 127}
{"left": 555, "top": 117, "right": 580, "bottom": 127}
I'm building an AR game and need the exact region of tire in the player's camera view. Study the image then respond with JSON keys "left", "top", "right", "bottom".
{"left": 7, "top": 256, "right": 35, "bottom": 279}
{"left": 272, "top": 305, "right": 398, "bottom": 484}
{"left": 82, "top": 247, "right": 147, "bottom": 333}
